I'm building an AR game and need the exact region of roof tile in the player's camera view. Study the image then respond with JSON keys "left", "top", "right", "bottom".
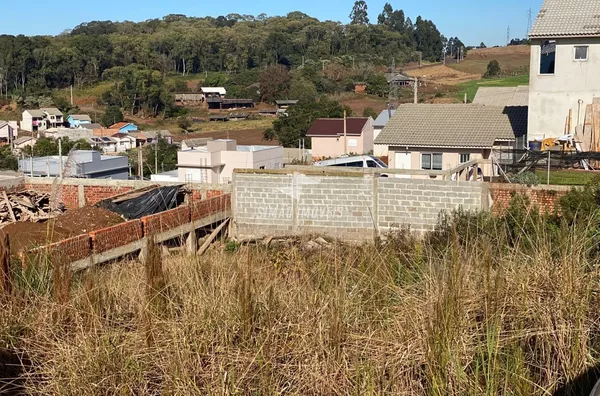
{"left": 529, "top": 0, "right": 600, "bottom": 38}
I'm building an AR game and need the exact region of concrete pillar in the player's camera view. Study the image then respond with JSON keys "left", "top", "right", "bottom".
{"left": 185, "top": 231, "right": 197, "bottom": 255}
{"left": 78, "top": 184, "right": 85, "bottom": 208}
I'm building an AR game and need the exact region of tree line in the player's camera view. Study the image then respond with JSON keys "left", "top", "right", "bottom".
{"left": 0, "top": 2, "right": 450, "bottom": 97}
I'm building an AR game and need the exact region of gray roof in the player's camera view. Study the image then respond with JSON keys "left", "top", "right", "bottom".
{"left": 374, "top": 104, "right": 527, "bottom": 149}
{"left": 69, "top": 114, "right": 92, "bottom": 121}
{"left": 472, "top": 86, "right": 529, "bottom": 107}
{"left": 137, "top": 130, "right": 173, "bottom": 139}
{"left": 529, "top": 0, "right": 600, "bottom": 38}
{"left": 39, "top": 107, "right": 63, "bottom": 116}
{"left": 14, "top": 136, "right": 35, "bottom": 145}
{"left": 373, "top": 109, "right": 396, "bottom": 128}
{"left": 86, "top": 123, "right": 103, "bottom": 130}
{"left": 24, "top": 110, "right": 45, "bottom": 117}
{"left": 183, "top": 138, "right": 212, "bottom": 148}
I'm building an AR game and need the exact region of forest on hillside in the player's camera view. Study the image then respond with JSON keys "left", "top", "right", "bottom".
{"left": 0, "top": 1, "right": 453, "bottom": 97}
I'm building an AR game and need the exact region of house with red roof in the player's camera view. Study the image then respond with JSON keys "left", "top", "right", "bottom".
{"left": 306, "top": 117, "right": 374, "bottom": 159}
{"left": 109, "top": 122, "right": 138, "bottom": 133}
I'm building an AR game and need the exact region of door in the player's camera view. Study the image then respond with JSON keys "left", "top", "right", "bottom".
{"left": 394, "top": 152, "right": 411, "bottom": 179}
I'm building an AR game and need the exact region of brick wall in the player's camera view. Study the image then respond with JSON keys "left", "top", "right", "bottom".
{"left": 90, "top": 220, "right": 144, "bottom": 253}
{"left": 142, "top": 206, "right": 191, "bottom": 235}
{"left": 23, "top": 234, "right": 91, "bottom": 264}
{"left": 191, "top": 194, "right": 231, "bottom": 221}
{"left": 233, "top": 171, "right": 486, "bottom": 241}
{"left": 84, "top": 186, "right": 134, "bottom": 206}
{"left": 489, "top": 183, "right": 572, "bottom": 215}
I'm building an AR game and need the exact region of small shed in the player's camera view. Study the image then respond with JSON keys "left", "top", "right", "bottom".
{"left": 354, "top": 82, "right": 367, "bottom": 94}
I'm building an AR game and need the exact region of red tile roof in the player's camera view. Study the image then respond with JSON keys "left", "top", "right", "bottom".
{"left": 109, "top": 122, "right": 131, "bottom": 129}
{"left": 306, "top": 118, "right": 369, "bottom": 137}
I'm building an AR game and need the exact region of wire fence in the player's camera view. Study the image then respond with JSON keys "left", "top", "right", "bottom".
{"left": 493, "top": 148, "right": 600, "bottom": 173}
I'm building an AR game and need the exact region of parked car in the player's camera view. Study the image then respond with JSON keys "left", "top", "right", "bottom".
{"left": 314, "top": 156, "right": 388, "bottom": 176}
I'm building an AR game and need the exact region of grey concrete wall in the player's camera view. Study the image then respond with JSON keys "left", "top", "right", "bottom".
{"left": 232, "top": 170, "right": 487, "bottom": 242}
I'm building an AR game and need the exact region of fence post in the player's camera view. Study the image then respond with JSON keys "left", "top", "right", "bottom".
{"left": 0, "top": 233, "right": 11, "bottom": 296}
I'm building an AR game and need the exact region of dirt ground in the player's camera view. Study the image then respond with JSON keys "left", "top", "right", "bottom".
{"left": 405, "top": 65, "right": 480, "bottom": 86}
{"left": 0, "top": 206, "right": 124, "bottom": 252}
{"left": 449, "top": 45, "right": 531, "bottom": 76}
{"left": 173, "top": 129, "right": 277, "bottom": 146}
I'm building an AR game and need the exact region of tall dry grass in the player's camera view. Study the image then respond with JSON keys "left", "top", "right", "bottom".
{"left": 1, "top": 217, "right": 600, "bottom": 394}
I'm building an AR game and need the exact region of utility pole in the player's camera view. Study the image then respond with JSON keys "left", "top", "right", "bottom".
{"left": 343, "top": 110, "right": 347, "bottom": 155}
{"left": 58, "top": 138, "right": 63, "bottom": 178}
{"left": 527, "top": 8, "right": 532, "bottom": 37}
{"left": 506, "top": 26, "right": 511, "bottom": 46}
{"left": 302, "top": 56, "right": 305, "bottom": 68}
{"left": 154, "top": 141, "right": 158, "bottom": 175}
{"left": 70, "top": 85, "right": 73, "bottom": 106}
{"left": 413, "top": 77, "right": 418, "bottom": 104}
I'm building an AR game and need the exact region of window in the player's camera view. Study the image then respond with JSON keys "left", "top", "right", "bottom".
{"left": 421, "top": 153, "right": 443, "bottom": 170}
{"left": 460, "top": 153, "right": 470, "bottom": 163}
{"left": 540, "top": 40, "right": 556, "bottom": 74}
{"left": 366, "top": 160, "right": 378, "bottom": 168}
{"left": 575, "top": 46, "right": 589, "bottom": 61}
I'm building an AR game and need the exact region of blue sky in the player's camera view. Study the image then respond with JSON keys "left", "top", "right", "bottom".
{"left": 4, "top": 0, "right": 543, "bottom": 46}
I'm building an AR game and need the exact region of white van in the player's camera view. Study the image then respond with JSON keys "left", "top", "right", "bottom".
{"left": 314, "top": 155, "right": 388, "bottom": 169}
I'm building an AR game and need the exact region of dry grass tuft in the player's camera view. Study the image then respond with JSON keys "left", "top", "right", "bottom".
{"left": 1, "top": 223, "right": 600, "bottom": 394}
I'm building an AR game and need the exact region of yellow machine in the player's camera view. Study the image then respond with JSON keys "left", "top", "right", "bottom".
{"left": 541, "top": 136, "right": 576, "bottom": 152}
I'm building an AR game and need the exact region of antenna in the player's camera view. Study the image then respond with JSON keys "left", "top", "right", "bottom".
{"left": 527, "top": 8, "right": 532, "bottom": 37}
{"left": 506, "top": 25, "right": 511, "bottom": 46}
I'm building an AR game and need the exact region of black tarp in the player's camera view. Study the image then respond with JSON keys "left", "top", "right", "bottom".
{"left": 97, "top": 185, "right": 183, "bottom": 220}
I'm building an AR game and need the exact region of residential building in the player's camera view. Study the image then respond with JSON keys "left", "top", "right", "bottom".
{"left": 473, "top": 86, "right": 529, "bottom": 106}
{"left": 177, "top": 139, "right": 283, "bottom": 184}
{"left": 374, "top": 104, "right": 528, "bottom": 178}
{"left": 528, "top": 0, "right": 600, "bottom": 140}
{"left": 0, "top": 121, "right": 18, "bottom": 145}
{"left": 150, "top": 170, "right": 179, "bottom": 182}
{"left": 66, "top": 114, "right": 92, "bottom": 128}
{"left": 181, "top": 138, "right": 213, "bottom": 151}
{"left": 85, "top": 133, "right": 135, "bottom": 154}
{"left": 13, "top": 136, "right": 36, "bottom": 151}
{"left": 373, "top": 109, "right": 395, "bottom": 156}
{"left": 306, "top": 117, "right": 375, "bottom": 159}
{"left": 109, "top": 122, "right": 138, "bottom": 133}
{"left": 111, "top": 133, "right": 136, "bottom": 152}
{"left": 275, "top": 100, "right": 298, "bottom": 109}
{"left": 19, "top": 150, "right": 129, "bottom": 179}
{"left": 83, "top": 123, "right": 103, "bottom": 130}
{"left": 200, "top": 87, "right": 227, "bottom": 99}
{"left": 22, "top": 108, "right": 64, "bottom": 132}
{"left": 21, "top": 110, "right": 45, "bottom": 132}
{"left": 131, "top": 130, "right": 174, "bottom": 146}
{"left": 387, "top": 73, "right": 414, "bottom": 88}
{"left": 354, "top": 82, "right": 367, "bottom": 94}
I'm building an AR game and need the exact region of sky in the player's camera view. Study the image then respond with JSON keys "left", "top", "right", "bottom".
{"left": 3, "top": 0, "right": 544, "bottom": 46}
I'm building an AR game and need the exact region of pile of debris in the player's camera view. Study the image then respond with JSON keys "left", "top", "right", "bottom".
{"left": 0, "top": 190, "right": 65, "bottom": 225}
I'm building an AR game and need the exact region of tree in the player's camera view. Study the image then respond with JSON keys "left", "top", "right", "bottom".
{"left": 259, "top": 65, "right": 291, "bottom": 103}
{"left": 350, "top": 1, "right": 369, "bottom": 25}
{"left": 479, "top": 42, "right": 487, "bottom": 49}
{"left": 0, "top": 146, "right": 18, "bottom": 171}
{"left": 264, "top": 97, "right": 346, "bottom": 147}
{"left": 101, "top": 105, "right": 124, "bottom": 127}
{"left": 289, "top": 78, "right": 318, "bottom": 102}
{"left": 363, "top": 107, "right": 378, "bottom": 119}
{"left": 177, "top": 116, "right": 192, "bottom": 132}
{"left": 145, "top": 134, "right": 178, "bottom": 175}
{"left": 366, "top": 73, "right": 389, "bottom": 97}
{"left": 483, "top": 60, "right": 501, "bottom": 78}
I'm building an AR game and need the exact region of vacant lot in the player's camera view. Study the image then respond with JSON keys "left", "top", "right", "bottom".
{"left": 449, "top": 45, "right": 530, "bottom": 76}
{"left": 404, "top": 65, "right": 480, "bottom": 86}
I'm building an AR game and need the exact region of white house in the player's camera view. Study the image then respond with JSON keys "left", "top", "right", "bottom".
{"left": 373, "top": 110, "right": 395, "bottom": 157}
{"left": 0, "top": 121, "right": 18, "bottom": 144}
{"left": 176, "top": 139, "right": 283, "bottom": 184}
{"left": 21, "top": 108, "right": 64, "bottom": 132}
{"left": 528, "top": 0, "right": 600, "bottom": 140}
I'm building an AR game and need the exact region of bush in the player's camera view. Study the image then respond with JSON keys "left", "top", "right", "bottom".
{"left": 508, "top": 172, "right": 540, "bottom": 186}
{"left": 483, "top": 60, "right": 501, "bottom": 78}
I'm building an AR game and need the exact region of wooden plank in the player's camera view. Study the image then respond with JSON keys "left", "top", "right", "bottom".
{"left": 198, "top": 219, "right": 230, "bottom": 256}
{"left": 2, "top": 191, "right": 16, "bottom": 223}
{"left": 0, "top": 233, "right": 11, "bottom": 295}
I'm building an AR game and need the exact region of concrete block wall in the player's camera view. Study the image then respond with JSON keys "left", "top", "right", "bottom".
{"left": 378, "top": 179, "right": 485, "bottom": 233}
{"left": 232, "top": 170, "right": 487, "bottom": 242}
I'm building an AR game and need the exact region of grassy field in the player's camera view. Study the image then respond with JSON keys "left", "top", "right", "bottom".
{"left": 3, "top": 213, "right": 600, "bottom": 394}
{"left": 457, "top": 74, "right": 530, "bottom": 102}
{"left": 449, "top": 45, "right": 530, "bottom": 76}
{"left": 535, "top": 170, "right": 599, "bottom": 185}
